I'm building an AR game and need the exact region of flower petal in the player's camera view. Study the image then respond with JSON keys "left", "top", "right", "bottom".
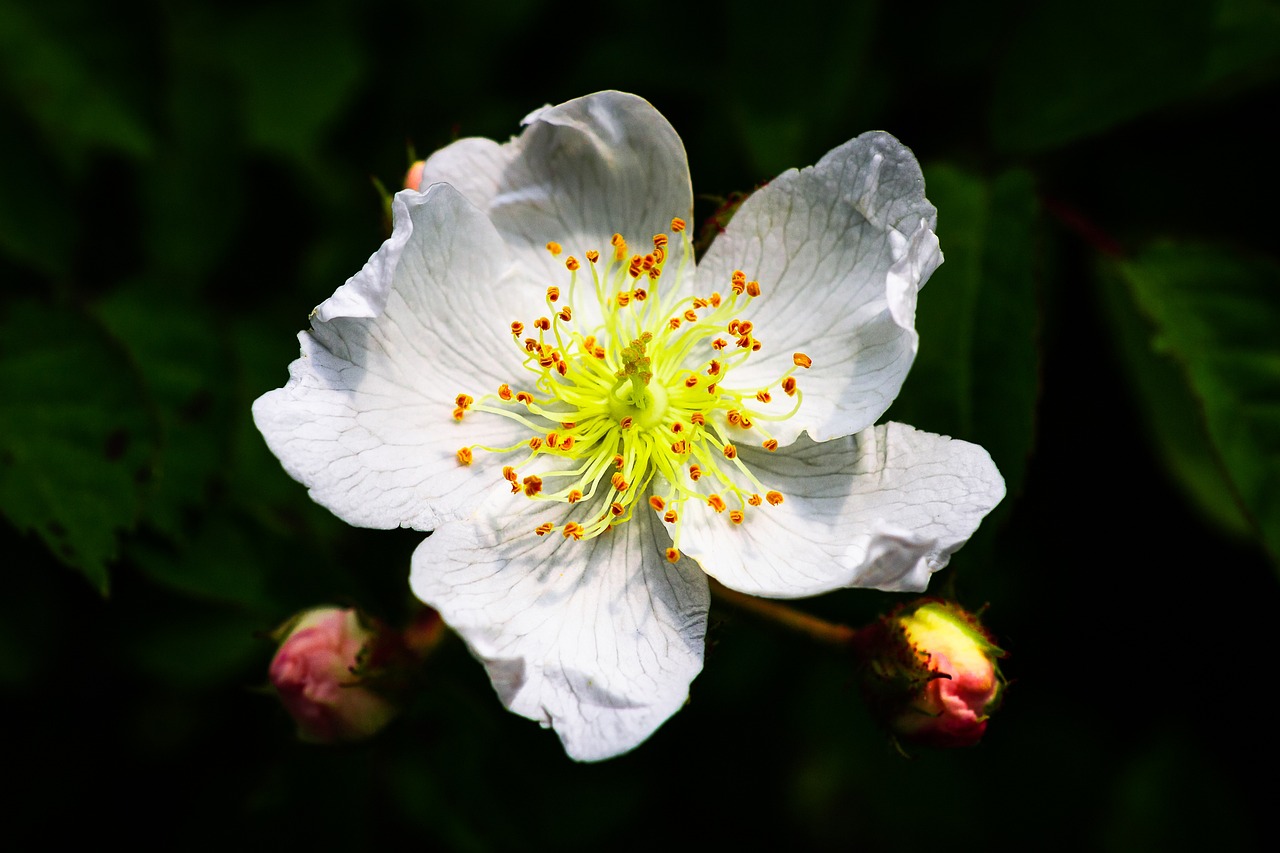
{"left": 410, "top": 493, "right": 709, "bottom": 761}
{"left": 416, "top": 136, "right": 515, "bottom": 209}
{"left": 253, "top": 183, "right": 542, "bottom": 530}
{"left": 697, "top": 132, "right": 942, "bottom": 445}
{"left": 676, "top": 423, "right": 1004, "bottom": 598}
{"left": 487, "top": 92, "right": 694, "bottom": 315}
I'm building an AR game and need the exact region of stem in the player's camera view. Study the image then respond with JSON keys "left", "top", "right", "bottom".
{"left": 708, "top": 578, "right": 859, "bottom": 648}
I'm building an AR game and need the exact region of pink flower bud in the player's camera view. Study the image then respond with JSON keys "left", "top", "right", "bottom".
{"left": 403, "top": 159, "right": 425, "bottom": 191}
{"left": 859, "top": 600, "right": 1004, "bottom": 749}
{"left": 269, "top": 607, "right": 396, "bottom": 743}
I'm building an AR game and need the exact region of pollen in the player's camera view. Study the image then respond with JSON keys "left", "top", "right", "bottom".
{"left": 756, "top": 390, "right": 772, "bottom": 403}
{"left": 793, "top": 352, "right": 813, "bottom": 368}
{"left": 722, "top": 444, "right": 737, "bottom": 459}
{"left": 670, "top": 217, "right": 686, "bottom": 232}
{"left": 729, "top": 510, "right": 745, "bottom": 525}
{"left": 498, "top": 384, "right": 513, "bottom": 401}
{"left": 546, "top": 286, "right": 560, "bottom": 302}
{"left": 708, "top": 494, "right": 727, "bottom": 513}
{"left": 689, "top": 464, "right": 702, "bottom": 481}
{"left": 546, "top": 241, "right": 562, "bottom": 256}
{"left": 690, "top": 413, "right": 705, "bottom": 426}
{"left": 567, "top": 489, "right": 583, "bottom": 503}
{"left": 619, "top": 416, "right": 634, "bottom": 430}
{"left": 671, "top": 439, "right": 688, "bottom": 454}
{"left": 765, "top": 490, "right": 784, "bottom": 506}
{"left": 563, "top": 522, "right": 585, "bottom": 539}
{"left": 748, "top": 494, "right": 763, "bottom": 506}
{"left": 663, "top": 509, "right": 678, "bottom": 523}
{"left": 452, "top": 407, "right": 466, "bottom": 421}
{"left": 610, "top": 501, "right": 625, "bottom": 517}
{"left": 586, "top": 250, "right": 600, "bottom": 263}
{"left": 763, "top": 439, "right": 779, "bottom": 452}
{"left": 612, "top": 454, "right": 625, "bottom": 469}
{"left": 566, "top": 256, "right": 580, "bottom": 271}
{"left": 782, "top": 377, "right": 798, "bottom": 396}
{"left": 535, "top": 522, "right": 554, "bottom": 536}
{"left": 746, "top": 280, "right": 761, "bottom": 297}
{"left": 456, "top": 447, "right": 473, "bottom": 465}
{"left": 516, "top": 391, "right": 534, "bottom": 404}
{"left": 534, "top": 317, "right": 551, "bottom": 331}
{"left": 456, "top": 394, "right": 474, "bottom": 409}
{"left": 511, "top": 321, "right": 524, "bottom": 336}
{"left": 666, "top": 547, "right": 681, "bottom": 562}
{"left": 528, "top": 437, "right": 543, "bottom": 450}
{"left": 712, "top": 338, "right": 727, "bottom": 350}
{"left": 649, "top": 496, "right": 665, "bottom": 511}
{"left": 611, "top": 473, "right": 629, "bottom": 491}
{"left": 558, "top": 307, "right": 572, "bottom": 322}
{"left": 522, "top": 475, "right": 543, "bottom": 496}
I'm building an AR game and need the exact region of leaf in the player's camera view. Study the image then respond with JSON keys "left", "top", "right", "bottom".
{"left": 990, "top": 0, "right": 1280, "bottom": 152}
{"left": 1097, "top": 259, "right": 1251, "bottom": 537}
{"left": 890, "top": 166, "right": 1041, "bottom": 501}
{"left": 1114, "top": 243, "right": 1280, "bottom": 566}
{"left": 97, "top": 283, "right": 233, "bottom": 540}
{"left": 0, "top": 301, "right": 159, "bottom": 592}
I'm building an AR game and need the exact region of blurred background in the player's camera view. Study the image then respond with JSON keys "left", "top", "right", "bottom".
{"left": 3, "top": 0, "right": 1278, "bottom": 848}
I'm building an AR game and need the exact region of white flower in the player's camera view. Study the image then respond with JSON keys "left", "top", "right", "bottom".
{"left": 252, "top": 91, "right": 1005, "bottom": 761}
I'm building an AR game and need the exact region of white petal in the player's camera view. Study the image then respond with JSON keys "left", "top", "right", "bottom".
{"left": 488, "top": 92, "right": 694, "bottom": 303}
{"left": 697, "top": 132, "right": 942, "bottom": 445}
{"left": 410, "top": 492, "right": 709, "bottom": 762}
{"left": 676, "top": 423, "right": 1004, "bottom": 598}
{"left": 417, "top": 136, "right": 515, "bottom": 210}
{"left": 253, "top": 183, "right": 542, "bottom": 530}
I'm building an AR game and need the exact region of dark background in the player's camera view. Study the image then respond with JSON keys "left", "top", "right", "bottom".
{"left": 3, "top": 0, "right": 1278, "bottom": 849}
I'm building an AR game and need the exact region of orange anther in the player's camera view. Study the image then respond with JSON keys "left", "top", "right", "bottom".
{"left": 611, "top": 473, "right": 629, "bottom": 492}
{"left": 567, "top": 489, "right": 583, "bottom": 503}
{"left": 456, "top": 447, "right": 473, "bottom": 465}
{"left": 729, "top": 510, "right": 744, "bottom": 525}
{"left": 610, "top": 501, "right": 625, "bottom": 517}
{"left": 690, "top": 412, "right": 705, "bottom": 426}
{"left": 560, "top": 436, "right": 575, "bottom": 450}
{"left": 498, "top": 383, "right": 513, "bottom": 401}
{"left": 566, "top": 256, "right": 580, "bottom": 271}
{"left": 722, "top": 444, "right": 737, "bottom": 459}
{"left": 751, "top": 339, "right": 762, "bottom": 352}
{"left": 511, "top": 321, "right": 524, "bottom": 336}
{"left": 746, "top": 280, "right": 761, "bottom": 297}
{"left": 563, "top": 522, "right": 585, "bottom": 540}
{"left": 455, "top": 393, "right": 474, "bottom": 409}
{"left": 528, "top": 437, "right": 543, "bottom": 450}
{"left": 689, "top": 464, "right": 702, "bottom": 481}
{"left": 708, "top": 494, "right": 727, "bottom": 513}
{"left": 766, "top": 491, "right": 784, "bottom": 506}
{"left": 516, "top": 391, "right": 534, "bottom": 404}
{"left": 546, "top": 241, "right": 562, "bottom": 256}
{"left": 706, "top": 383, "right": 717, "bottom": 394}
{"left": 545, "top": 432, "right": 559, "bottom": 448}
{"left": 671, "top": 439, "right": 688, "bottom": 454}
{"left": 684, "top": 375, "right": 699, "bottom": 388}
{"left": 452, "top": 407, "right": 466, "bottom": 421}
{"left": 738, "top": 415, "right": 753, "bottom": 429}
{"left": 684, "top": 309, "right": 698, "bottom": 322}
{"left": 592, "top": 345, "right": 605, "bottom": 359}
{"left": 502, "top": 466, "right": 518, "bottom": 482}
{"left": 522, "top": 475, "right": 543, "bottom": 496}
{"left": 653, "top": 233, "right": 668, "bottom": 248}
{"left": 535, "top": 317, "right": 551, "bottom": 331}
{"left": 524, "top": 338, "right": 539, "bottom": 352}
{"left": 586, "top": 250, "right": 600, "bottom": 263}
{"left": 663, "top": 509, "right": 678, "bottom": 523}
{"left": 712, "top": 338, "right": 727, "bottom": 350}
{"left": 793, "top": 352, "right": 813, "bottom": 368}
{"left": 619, "top": 416, "right": 634, "bottom": 430}
{"left": 616, "top": 291, "right": 632, "bottom": 307}
{"left": 763, "top": 439, "right": 779, "bottom": 452}
{"left": 647, "top": 266, "right": 661, "bottom": 280}
{"left": 748, "top": 494, "right": 763, "bottom": 506}
{"left": 535, "top": 522, "right": 554, "bottom": 536}
{"left": 671, "top": 422, "right": 684, "bottom": 433}
{"left": 756, "top": 390, "right": 772, "bottom": 403}
{"left": 649, "top": 496, "right": 666, "bottom": 511}
{"left": 558, "top": 307, "right": 572, "bottom": 322}
{"left": 633, "top": 288, "right": 648, "bottom": 301}
{"left": 546, "top": 286, "right": 560, "bottom": 302}
{"left": 782, "top": 377, "right": 798, "bottom": 397}
{"left": 665, "top": 547, "right": 680, "bottom": 563}
{"left": 671, "top": 217, "right": 686, "bottom": 232}
{"left": 710, "top": 292, "right": 722, "bottom": 307}
{"left": 612, "top": 454, "right": 625, "bottom": 469}
{"left": 669, "top": 317, "right": 682, "bottom": 330}
{"left": 642, "top": 254, "right": 656, "bottom": 271}
{"left": 611, "top": 233, "right": 625, "bottom": 246}
{"left": 727, "top": 410, "right": 742, "bottom": 425}
{"left": 707, "top": 360, "right": 721, "bottom": 376}
{"left": 628, "top": 256, "right": 643, "bottom": 278}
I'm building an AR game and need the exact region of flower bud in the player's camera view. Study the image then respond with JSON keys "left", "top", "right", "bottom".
{"left": 403, "top": 159, "right": 425, "bottom": 191}
{"left": 269, "top": 607, "right": 397, "bottom": 743}
{"left": 858, "top": 600, "right": 1004, "bottom": 748}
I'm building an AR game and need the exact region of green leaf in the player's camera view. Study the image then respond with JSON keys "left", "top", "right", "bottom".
{"left": 0, "top": 301, "right": 159, "bottom": 592}
{"left": 1114, "top": 243, "right": 1280, "bottom": 566}
{"left": 1097, "top": 259, "right": 1251, "bottom": 537}
{"left": 97, "top": 283, "right": 233, "bottom": 540}
{"left": 990, "top": 0, "right": 1280, "bottom": 152}
{"left": 890, "top": 166, "right": 1041, "bottom": 500}
{"left": 0, "top": 0, "right": 153, "bottom": 171}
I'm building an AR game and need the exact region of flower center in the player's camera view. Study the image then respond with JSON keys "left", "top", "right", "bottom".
{"left": 453, "top": 218, "right": 811, "bottom": 561}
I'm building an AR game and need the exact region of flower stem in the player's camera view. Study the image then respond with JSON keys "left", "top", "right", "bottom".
{"left": 708, "top": 578, "right": 860, "bottom": 648}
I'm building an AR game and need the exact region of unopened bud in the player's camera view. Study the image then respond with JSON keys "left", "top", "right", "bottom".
{"left": 269, "top": 607, "right": 397, "bottom": 743}
{"left": 404, "top": 159, "right": 425, "bottom": 191}
{"left": 858, "top": 600, "right": 1005, "bottom": 749}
